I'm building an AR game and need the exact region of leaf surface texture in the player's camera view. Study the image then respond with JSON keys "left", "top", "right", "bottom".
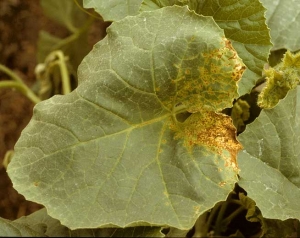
{"left": 8, "top": 6, "right": 243, "bottom": 229}
{"left": 261, "top": 0, "right": 300, "bottom": 51}
{"left": 238, "top": 86, "right": 300, "bottom": 220}
{"left": 140, "top": 0, "right": 272, "bottom": 95}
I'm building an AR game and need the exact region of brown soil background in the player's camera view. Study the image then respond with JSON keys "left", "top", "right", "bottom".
{"left": 0, "top": 0, "right": 107, "bottom": 220}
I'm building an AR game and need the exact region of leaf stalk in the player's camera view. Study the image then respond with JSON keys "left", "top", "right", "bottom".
{"left": 0, "top": 64, "right": 41, "bottom": 104}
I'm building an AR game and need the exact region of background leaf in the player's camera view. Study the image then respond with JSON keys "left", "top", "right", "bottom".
{"left": 38, "top": 0, "right": 92, "bottom": 73}
{"left": 37, "top": 30, "right": 91, "bottom": 74}
{"left": 0, "top": 216, "right": 46, "bottom": 237}
{"left": 15, "top": 208, "right": 164, "bottom": 237}
{"left": 238, "top": 86, "right": 300, "bottom": 220}
{"left": 262, "top": 218, "right": 300, "bottom": 237}
{"left": 41, "top": 0, "right": 87, "bottom": 32}
{"left": 140, "top": 0, "right": 272, "bottom": 95}
{"left": 8, "top": 6, "right": 242, "bottom": 230}
{"left": 165, "top": 227, "right": 190, "bottom": 237}
{"left": 83, "top": 0, "right": 144, "bottom": 21}
{"left": 260, "top": 0, "right": 300, "bottom": 51}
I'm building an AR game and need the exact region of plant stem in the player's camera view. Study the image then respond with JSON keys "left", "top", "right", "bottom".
{"left": 0, "top": 64, "right": 23, "bottom": 83}
{"left": 221, "top": 205, "right": 245, "bottom": 228}
{"left": 192, "top": 211, "right": 210, "bottom": 237}
{"left": 0, "top": 64, "right": 41, "bottom": 103}
{"left": 0, "top": 81, "right": 41, "bottom": 104}
{"left": 2, "top": 150, "right": 14, "bottom": 169}
{"left": 214, "top": 201, "right": 229, "bottom": 235}
{"left": 47, "top": 51, "right": 71, "bottom": 95}
{"left": 201, "top": 202, "right": 222, "bottom": 235}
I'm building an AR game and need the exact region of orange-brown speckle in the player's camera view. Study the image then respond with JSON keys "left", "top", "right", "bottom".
{"left": 173, "top": 112, "right": 242, "bottom": 171}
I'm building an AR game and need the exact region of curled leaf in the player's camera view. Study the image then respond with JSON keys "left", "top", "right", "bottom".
{"left": 258, "top": 51, "right": 300, "bottom": 109}
{"left": 231, "top": 99, "right": 250, "bottom": 132}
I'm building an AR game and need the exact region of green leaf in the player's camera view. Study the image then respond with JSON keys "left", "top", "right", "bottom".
{"left": 231, "top": 99, "right": 250, "bottom": 133}
{"left": 140, "top": 0, "right": 272, "bottom": 95}
{"left": 38, "top": 0, "right": 92, "bottom": 72}
{"left": 165, "top": 227, "right": 190, "bottom": 237}
{"left": 83, "top": 0, "right": 144, "bottom": 21}
{"left": 8, "top": 6, "right": 243, "bottom": 230}
{"left": 37, "top": 30, "right": 91, "bottom": 73}
{"left": 15, "top": 208, "right": 164, "bottom": 237}
{"left": 37, "top": 31, "right": 61, "bottom": 62}
{"left": 239, "top": 193, "right": 264, "bottom": 224}
{"left": 0, "top": 217, "right": 46, "bottom": 237}
{"left": 41, "top": 0, "right": 87, "bottom": 32}
{"left": 238, "top": 86, "right": 300, "bottom": 220}
{"left": 258, "top": 51, "right": 300, "bottom": 109}
{"left": 263, "top": 218, "right": 300, "bottom": 238}
{"left": 260, "top": 0, "right": 300, "bottom": 51}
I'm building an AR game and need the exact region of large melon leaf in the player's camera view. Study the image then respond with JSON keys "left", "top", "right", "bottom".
{"left": 8, "top": 6, "right": 243, "bottom": 230}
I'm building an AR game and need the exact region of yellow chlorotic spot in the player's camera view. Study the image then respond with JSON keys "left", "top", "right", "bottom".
{"left": 185, "top": 69, "right": 191, "bottom": 75}
{"left": 190, "top": 35, "right": 196, "bottom": 41}
{"left": 194, "top": 205, "right": 201, "bottom": 214}
{"left": 219, "top": 181, "right": 226, "bottom": 187}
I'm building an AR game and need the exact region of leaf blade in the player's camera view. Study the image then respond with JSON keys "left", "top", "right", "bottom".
{"left": 15, "top": 208, "right": 164, "bottom": 237}
{"left": 41, "top": 0, "right": 87, "bottom": 32}
{"left": 83, "top": 0, "right": 144, "bottom": 21}
{"left": 0, "top": 217, "right": 46, "bottom": 237}
{"left": 238, "top": 86, "right": 300, "bottom": 220}
{"left": 261, "top": 0, "right": 300, "bottom": 51}
{"left": 8, "top": 6, "right": 242, "bottom": 230}
{"left": 141, "top": 0, "right": 272, "bottom": 95}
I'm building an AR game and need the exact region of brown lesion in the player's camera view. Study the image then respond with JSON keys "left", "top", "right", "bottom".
{"left": 33, "top": 181, "right": 39, "bottom": 187}
{"left": 173, "top": 111, "right": 242, "bottom": 171}
{"left": 179, "top": 38, "right": 245, "bottom": 113}
{"left": 167, "top": 37, "right": 245, "bottom": 116}
{"left": 224, "top": 39, "right": 246, "bottom": 81}
{"left": 168, "top": 39, "right": 245, "bottom": 170}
